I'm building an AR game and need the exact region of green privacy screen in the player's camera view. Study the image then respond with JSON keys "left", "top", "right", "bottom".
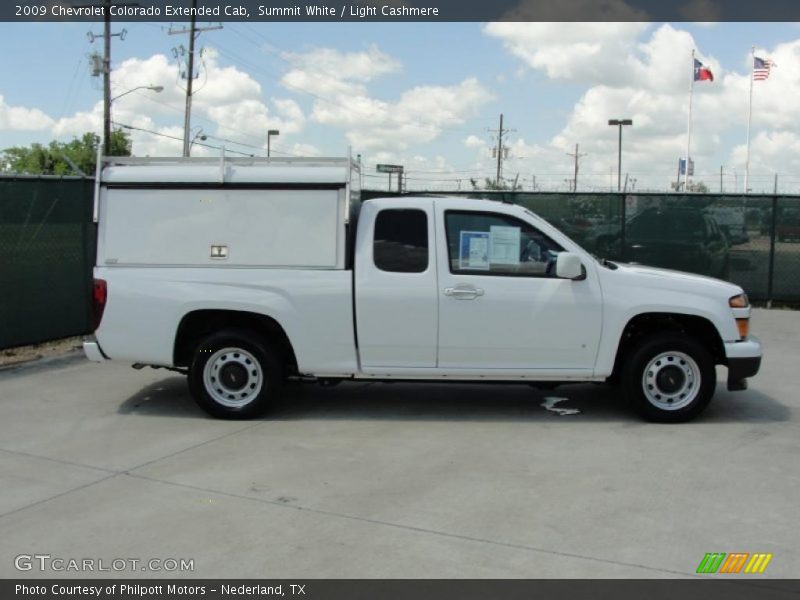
{"left": 2, "top": 182, "right": 800, "bottom": 350}
{"left": 0, "top": 176, "right": 94, "bottom": 350}
{"left": 362, "top": 190, "right": 800, "bottom": 303}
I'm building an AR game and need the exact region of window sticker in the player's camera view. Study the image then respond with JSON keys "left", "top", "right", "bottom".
{"left": 459, "top": 231, "right": 490, "bottom": 270}
{"left": 489, "top": 225, "right": 521, "bottom": 265}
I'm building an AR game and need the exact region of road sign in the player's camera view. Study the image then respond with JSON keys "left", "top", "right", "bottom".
{"left": 376, "top": 164, "right": 404, "bottom": 173}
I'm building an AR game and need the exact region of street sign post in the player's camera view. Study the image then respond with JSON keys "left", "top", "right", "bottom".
{"left": 376, "top": 164, "right": 404, "bottom": 192}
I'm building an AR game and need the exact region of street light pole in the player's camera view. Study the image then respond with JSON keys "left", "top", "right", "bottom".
{"left": 267, "top": 129, "right": 280, "bottom": 158}
{"left": 608, "top": 119, "right": 633, "bottom": 192}
{"left": 108, "top": 85, "right": 163, "bottom": 152}
{"left": 189, "top": 127, "right": 206, "bottom": 155}
{"left": 110, "top": 85, "right": 164, "bottom": 103}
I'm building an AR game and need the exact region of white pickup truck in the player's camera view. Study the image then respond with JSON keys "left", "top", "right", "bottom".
{"left": 84, "top": 156, "right": 762, "bottom": 422}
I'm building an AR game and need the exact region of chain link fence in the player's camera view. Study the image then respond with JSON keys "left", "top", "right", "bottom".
{"left": 2, "top": 182, "right": 799, "bottom": 350}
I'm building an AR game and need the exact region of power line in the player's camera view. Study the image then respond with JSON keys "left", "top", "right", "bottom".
{"left": 113, "top": 121, "right": 256, "bottom": 156}
{"left": 168, "top": 1, "right": 223, "bottom": 156}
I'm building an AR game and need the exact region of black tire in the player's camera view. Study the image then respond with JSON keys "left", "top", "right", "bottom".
{"left": 622, "top": 334, "right": 716, "bottom": 423}
{"left": 188, "top": 329, "right": 283, "bottom": 419}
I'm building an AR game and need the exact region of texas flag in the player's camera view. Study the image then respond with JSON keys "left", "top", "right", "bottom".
{"left": 694, "top": 58, "right": 714, "bottom": 82}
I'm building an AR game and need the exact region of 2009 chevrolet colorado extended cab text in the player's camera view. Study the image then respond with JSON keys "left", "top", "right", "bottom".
{"left": 84, "top": 156, "right": 762, "bottom": 422}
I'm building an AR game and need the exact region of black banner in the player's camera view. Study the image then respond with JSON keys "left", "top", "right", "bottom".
{"left": 4, "top": 0, "right": 800, "bottom": 22}
{"left": 5, "top": 580, "right": 800, "bottom": 600}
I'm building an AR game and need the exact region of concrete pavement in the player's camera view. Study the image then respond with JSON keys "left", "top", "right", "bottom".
{"left": 0, "top": 308, "right": 798, "bottom": 578}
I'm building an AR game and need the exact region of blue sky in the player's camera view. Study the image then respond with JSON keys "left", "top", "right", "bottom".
{"left": 1, "top": 22, "right": 799, "bottom": 192}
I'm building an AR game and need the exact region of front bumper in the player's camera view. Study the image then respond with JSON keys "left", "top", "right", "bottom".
{"left": 83, "top": 338, "right": 108, "bottom": 362}
{"left": 724, "top": 335, "right": 762, "bottom": 391}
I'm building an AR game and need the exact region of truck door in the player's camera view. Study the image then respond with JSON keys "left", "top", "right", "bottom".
{"left": 355, "top": 199, "right": 438, "bottom": 368}
{"left": 435, "top": 205, "right": 603, "bottom": 372}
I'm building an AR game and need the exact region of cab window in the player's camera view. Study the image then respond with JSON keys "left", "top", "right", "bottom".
{"left": 373, "top": 209, "right": 429, "bottom": 273}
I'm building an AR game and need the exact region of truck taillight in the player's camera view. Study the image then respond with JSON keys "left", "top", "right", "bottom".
{"left": 92, "top": 279, "right": 107, "bottom": 331}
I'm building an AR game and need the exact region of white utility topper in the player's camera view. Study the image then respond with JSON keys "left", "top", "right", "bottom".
{"left": 85, "top": 156, "right": 762, "bottom": 422}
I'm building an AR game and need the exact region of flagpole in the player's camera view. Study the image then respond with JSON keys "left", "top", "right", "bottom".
{"left": 745, "top": 45, "right": 755, "bottom": 194}
{"left": 684, "top": 49, "right": 695, "bottom": 192}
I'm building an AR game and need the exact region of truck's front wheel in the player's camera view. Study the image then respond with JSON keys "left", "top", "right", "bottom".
{"left": 622, "top": 334, "right": 716, "bottom": 423}
{"left": 188, "top": 329, "right": 282, "bottom": 419}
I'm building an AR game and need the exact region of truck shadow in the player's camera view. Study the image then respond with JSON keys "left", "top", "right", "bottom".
{"left": 118, "top": 377, "right": 790, "bottom": 424}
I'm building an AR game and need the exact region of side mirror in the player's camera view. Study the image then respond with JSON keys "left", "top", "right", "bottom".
{"left": 556, "top": 252, "right": 584, "bottom": 280}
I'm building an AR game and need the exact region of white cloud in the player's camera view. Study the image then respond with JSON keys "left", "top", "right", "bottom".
{"left": 281, "top": 45, "right": 493, "bottom": 152}
{"left": 52, "top": 102, "right": 102, "bottom": 138}
{"left": 728, "top": 131, "right": 800, "bottom": 192}
{"left": 288, "top": 142, "right": 321, "bottom": 157}
{"left": 129, "top": 125, "right": 186, "bottom": 157}
{"left": 0, "top": 95, "right": 54, "bottom": 131}
{"left": 283, "top": 44, "right": 401, "bottom": 84}
{"left": 313, "top": 77, "right": 493, "bottom": 152}
{"left": 464, "top": 134, "right": 486, "bottom": 149}
{"left": 484, "top": 22, "right": 650, "bottom": 85}
{"left": 48, "top": 49, "right": 307, "bottom": 156}
{"left": 485, "top": 23, "right": 800, "bottom": 190}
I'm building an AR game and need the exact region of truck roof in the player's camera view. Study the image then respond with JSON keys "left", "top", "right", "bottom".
{"left": 364, "top": 195, "right": 522, "bottom": 213}
{"left": 101, "top": 156, "right": 358, "bottom": 185}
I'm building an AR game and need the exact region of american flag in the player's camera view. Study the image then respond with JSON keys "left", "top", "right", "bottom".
{"left": 753, "top": 56, "right": 775, "bottom": 81}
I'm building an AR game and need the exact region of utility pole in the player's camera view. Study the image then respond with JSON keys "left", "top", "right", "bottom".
{"left": 86, "top": 0, "right": 132, "bottom": 156}
{"left": 103, "top": 10, "right": 111, "bottom": 156}
{"left": 169, "top": 2, "right": 222, "bottom": 157}
{"left": 495, "top": 114, "right": 503, "bottom": 185}
{"left": 488, "top": 114, "right": 514, "bottom": 187}
{"left": 566, "top": 143, "right": 587, "bottom": 192}
{"left": 720, "top": 165, "right": 724, "bottom": 193}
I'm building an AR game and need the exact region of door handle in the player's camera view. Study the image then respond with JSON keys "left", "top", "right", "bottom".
{"left": 444, "top": 286, "right": 484, "bottom": 300}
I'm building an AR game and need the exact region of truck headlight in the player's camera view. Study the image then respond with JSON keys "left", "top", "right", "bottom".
{"left": 729, "top": 294, "right": 750, "bottom": 339}
{"left": 729, "top": 293, "right": 749, "bottom": 308}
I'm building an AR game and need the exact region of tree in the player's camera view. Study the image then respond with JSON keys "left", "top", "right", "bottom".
{"left": 1, "top": 129, "right": 132, "bottom": 176}
{"left": 688, "top": 181, "right": 710, "bottom": 193}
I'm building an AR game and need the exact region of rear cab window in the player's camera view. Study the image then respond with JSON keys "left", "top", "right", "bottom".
{"left": 373, "top": 209, "right": 429, "bottom": 273}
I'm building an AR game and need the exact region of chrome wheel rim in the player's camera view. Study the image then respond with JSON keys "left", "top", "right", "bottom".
{"left": 202, "top": 347, "right": 263, "bottom": 408}
{"left": 641, "top": 351, "right": 700, "bottom": 411}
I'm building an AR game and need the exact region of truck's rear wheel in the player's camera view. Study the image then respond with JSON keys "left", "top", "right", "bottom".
{"left": 188, "top": 329, "right": 282, "bottom": 419}
{"left": 622, "top": 334, "right": 716, "bottom": 423}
